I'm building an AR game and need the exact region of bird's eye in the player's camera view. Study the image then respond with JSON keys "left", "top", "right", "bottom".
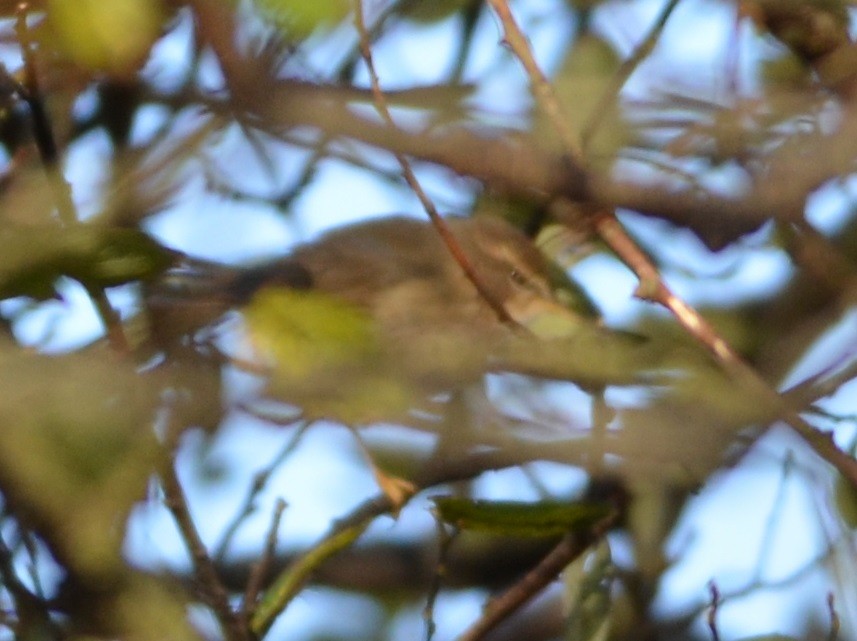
{"left": 509, "top": 266, "right": 553, "bottom": 299}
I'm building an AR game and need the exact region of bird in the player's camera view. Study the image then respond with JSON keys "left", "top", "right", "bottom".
{"left": 147, "top": 215, "right": 586, "bottom": 343}
{"left": 144, "top": 215, "right": 606, "bottom": 422}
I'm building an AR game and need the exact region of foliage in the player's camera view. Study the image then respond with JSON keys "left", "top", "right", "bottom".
{"left": 0, "top": 1, "right": 853, "bottom": 641}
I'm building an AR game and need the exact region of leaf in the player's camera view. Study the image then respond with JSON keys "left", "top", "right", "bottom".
{"left": 535, "top": 33, "right": 628, "bottom": 162}
{"left": 0, "top": 350, "right": 157, "bottom": 578}
{"left": 433, "top": 497, "right": 611, "bottom": 537}
{"left": 835, "top": 472, "right": 857, "bottom": 528}
{"left": 0, "top": 225, "right": 173, "bottom": 300}
{"left": 564, "top": 539, "right": 614, "bottom": 641}
{"left": 252, "top": 519, "right": 370, "bottom": 637}
{"left": 113, "top": 575, "right": 199, "bottom": 641}
{"left": 399, "top": 0, "right": 473, "bottom": 24}
{"left": 243, "top": 287, "right": 418, "bottom": 423}
{"left": 254, "top": 0, "right": 350, "bottom": 36}
{"left": 244, "top": 287, "right": 378, "bottom": 378}
{"left": 46, "top": 0, "right": 164, "bottom": 77}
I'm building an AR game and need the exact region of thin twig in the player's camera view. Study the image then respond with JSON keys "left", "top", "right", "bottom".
{"left": 241, "top": 497, "right": 287, "bottom": 623}
{"left": 160, "top": 453, "right": 246, "bottom": 641}
{"left": 707, "top": 582, "right": 720, "bottom": 641}
{"left": 249, "top": 512, "right": 373, "bottom": 637}
{"left": 352, "top": 0, "right": 516, "bottom": 326}
{"left": 486, "top": 0, "right": 584, "bottom": 166}
{"left": 593, "top": 212, "right": 738, "bottom": 363}
{"left": 827, "top": 592, "right": 840, "bottom": 641}
{"left": 457, "top": 509, "right": 620, "bottom": 641}
{"left": 488, "top": 0, "right": 857, "bottom": 489}
{"left": 215, "top": 420, "right": 309, "bottom": 560}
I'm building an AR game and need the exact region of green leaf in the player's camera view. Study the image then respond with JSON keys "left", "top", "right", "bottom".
{"left": 535, "top": 33, "right": 628, "bottom": 163}
{"left": 433, "top": 497, "right": 611, "bottom": 537}
{"left": 244, "top": 287, "right": 378, "bottom": 377}
{"left": 0, "top": 225, "right": 173, "bottom": 300}
{"left": 112, "top": 575, "right": 200, "bottom": 641}
{"left": 47, "top": 0, "right": 164, "bottom": 76}
{"left": 243, "top": 287, "right": 417, "bottom": 422}
{"left": 0, "top": 350, "right": 157, "bottom": 579}
{"left": 835, "top": 473, "right": 857, "bottom": 528}
{"left": 251, "top": 519, "right": 370, "bottom": 637}
{"left": 398, "top": 0, "right": 473, "bottom": 24}
{"left": 254, "top": 0, "right": 350, "bottom": 36}
{"left": 564, "top": 539, "right": 614, "bottom": 641}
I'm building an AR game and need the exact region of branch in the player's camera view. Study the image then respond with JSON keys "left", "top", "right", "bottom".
{"left": 160, "top": 453, "right": 246, "bottom": 641}
{"left": 352, "top": 0, "right": 517, "bottom": 326}
{"left": 486, "top": 0, "right": 857, "bottom": 488}
{"left": 457, "top": 509, "right": 620, "bottom": 641}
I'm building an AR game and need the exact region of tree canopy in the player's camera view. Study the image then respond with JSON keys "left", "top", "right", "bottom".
{"left": 0, "top": 2, "right": 854, "bottom": 641}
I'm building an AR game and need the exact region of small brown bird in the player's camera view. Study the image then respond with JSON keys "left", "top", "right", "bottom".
{"left": 148, "top": 215, "right": 577, "bottom": 343}
{"left": 143, "top": 214, "right": 608, "bottom": 423}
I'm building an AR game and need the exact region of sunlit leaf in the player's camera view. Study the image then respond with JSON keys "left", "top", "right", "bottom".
{"left": 243, "top": 287, "right": 417, "bottom": 423}
{"left": 47, "top": 0, "right": 164, "bottom": 76}
{"left": 433, "top": 497, "right": 611, "bottom": 537}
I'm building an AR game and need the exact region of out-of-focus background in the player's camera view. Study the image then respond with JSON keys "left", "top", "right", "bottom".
{"left": 0, "top": 1, "right": 856, "bottom": 640}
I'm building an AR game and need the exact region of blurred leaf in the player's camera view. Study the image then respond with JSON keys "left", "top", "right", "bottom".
{"left": 243, "top": 287, "right": 417, "bottom": 423}
{"left": 537, "top": 33, "right": 628, "bottom": 163}
{"left": 46, "top": 0, "right": 164, "bottom": 77}
{"left": 433, "top": 497, "right": 611, "bottom": 537}
{"left": 835, "top": 471, "right": 857, "bottom": 528}
{"left": 759, "top": 50, "right": 812, "bottom": 89}
{"left": 626, "top": 479, "right": 681, "bottom": 580}
{"left": 0, "top": 350, "right": 157, "bottom": 579}
{"left": 0, "top": 225, "right": 173, "bottom": 300}
{"left": 254, "top": 0, "right": 350, "bottom": 36}
{"left": 372, "top": 467, "right": 416, "bottom": 514}
{"left": 398, "top": 0, "right": 473, "bottom": 24}
{"left": 564, "top": 539, "right": 613, "bottom": 641}
{"left": 113, "top": 574, "right": 199, "bottom": 641}
{"left": 244, "top": 287, "right": 378, "bottom": 378}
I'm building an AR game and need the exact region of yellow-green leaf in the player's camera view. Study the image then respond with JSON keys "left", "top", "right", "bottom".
{"left": 254, "top": 0, "right": 350, "bottom": 36}
{"left": 433, "top": 498, "right": 611, "bottom": 537}
{"left": 0, "top": 226, "right": 173, "bottom": 300}
{"left": 835, "top": 473, "right": 857, "bottom": 528}
{"left": 243, "top": 287, "right": 417, "bottom": 422}
{"left": 244, "top": 287, "right": 378, "bottom": 379}
{"left": 47, "top": 0, "right": 164, "bottom": 76}
{"left": 399, "top": 0, "right": 473, "bottom": 24}
{"left": 0, "top": 350, "right": 157, "bottom": 578}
